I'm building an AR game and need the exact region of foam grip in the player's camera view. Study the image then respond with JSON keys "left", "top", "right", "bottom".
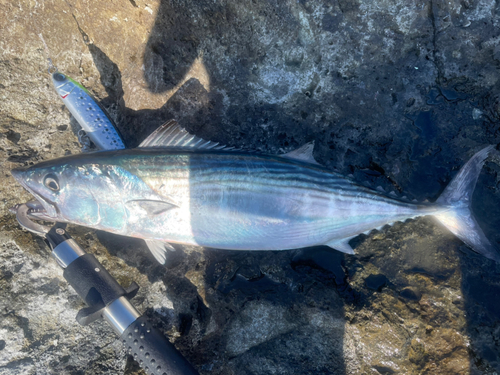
{"left": 121, "top": 316, "right": 199, "bottom": 375}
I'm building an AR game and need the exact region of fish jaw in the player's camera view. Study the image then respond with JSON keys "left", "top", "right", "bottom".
{"left": 11, "top": 168, "right": 59, "bottom": 221}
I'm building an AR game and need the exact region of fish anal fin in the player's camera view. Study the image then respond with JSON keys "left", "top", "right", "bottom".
{"left": 281, "top": 142, "right": 321, "bottom": 166}
{"left": 139, "top": 120, "right": 235, "bottom": 151}
{"left": 325, "top": 237, "right": 355, "bottom": 254}
{"left": 145, "top": 239, "right": 176, "bottom": 265}
{"left": 126, "top": 199, "right": 177, "bottom": 216}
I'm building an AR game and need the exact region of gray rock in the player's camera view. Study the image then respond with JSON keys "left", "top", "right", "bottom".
{"left": 1, "top": 0, "right": 500, "bottom": 374}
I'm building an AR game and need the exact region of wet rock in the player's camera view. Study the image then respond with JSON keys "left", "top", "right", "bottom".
{"left": 399, "top": 287, "right": 422, "bottom": 302}
{"left": 365, "top": 274, "right": 389, "bottom": 292}
{"left": 225, "top": 300, "right": 298, "bottom": 357}
{"left": 1, "top": 0, "right": 500, "bottom": 374}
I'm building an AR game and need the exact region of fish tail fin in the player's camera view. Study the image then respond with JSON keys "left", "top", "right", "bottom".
{"left": 434, "top": 146, "right": 500, "bottom": 262}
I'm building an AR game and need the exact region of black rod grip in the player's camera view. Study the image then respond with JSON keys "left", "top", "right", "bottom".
{"left": 121, "top": 316, "right": 199, "bottom": 375}
{"left": 63, "top": 253, "right": 126, "bottom": 307}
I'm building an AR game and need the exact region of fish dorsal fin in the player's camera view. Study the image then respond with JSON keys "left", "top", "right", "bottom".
{"left": 281, "top": 142, "right": 321, "bottom": 166}
{"left": 144, "top": 239, "right": 176, "bottom": 265}
{"left": 325, "top": 237, "right": 355, "bottom": 254}
{"left": 139, "top": 120, "right": 234, "bottom": 150}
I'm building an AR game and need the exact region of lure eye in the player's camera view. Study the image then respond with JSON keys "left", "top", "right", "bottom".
{"left": 53, "top": 73, "right": 66, "bottom": 82}
{"left": 44, "top": 174, "right": 60, "bottom": 191}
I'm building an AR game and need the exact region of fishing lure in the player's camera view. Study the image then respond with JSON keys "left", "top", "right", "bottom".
{"left": 50, "top": 65, "right": 126, "bottom": 151}
{"left": 39, "top": 34, "right": 124, "bottom": 150}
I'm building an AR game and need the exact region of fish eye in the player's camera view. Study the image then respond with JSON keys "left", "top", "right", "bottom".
{"left": 44, "top": 174, "right": 60, "bottom": 191}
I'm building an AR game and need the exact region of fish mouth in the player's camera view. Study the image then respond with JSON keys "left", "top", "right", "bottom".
{"left": 11, "top": 169, "right": 59, "bottom": 221}
{"left": 25, "top": 199, "right": 56, "bottom": 221}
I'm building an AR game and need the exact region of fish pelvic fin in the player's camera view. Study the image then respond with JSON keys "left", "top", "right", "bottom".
{"left": 145, "top": 239, "right": 176, "bottom": 265}
{"left": 434, "top": 146, "right": 500, "bottom": 262}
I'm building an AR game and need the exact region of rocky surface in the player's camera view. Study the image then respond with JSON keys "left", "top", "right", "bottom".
{"left": 1, "top": 0, "right": 500, "bottom": 374}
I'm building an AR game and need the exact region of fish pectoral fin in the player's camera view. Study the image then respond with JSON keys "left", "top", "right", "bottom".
{"left": 325, "top": 237, "right": 355, "bottom": 254}
{"left": 281, "top": 141, "right": 321, "bottom": 166}
{"left": 126, "top": 199, "right": 178, "bottom": 216}
{"left": 145, "top": 239, "right": 176, "bottom": 265}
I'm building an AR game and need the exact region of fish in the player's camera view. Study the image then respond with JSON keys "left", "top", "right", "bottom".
{"left": 51, "top": 70, "right": 126, "bottom": 150}
{"left": 10, "top": 121, "right": 500, "bottom": 264}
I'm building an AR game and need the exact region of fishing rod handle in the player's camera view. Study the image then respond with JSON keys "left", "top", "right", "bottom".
{"left": 121, "top": 316, "right": 199, "bottom": 375}
{"left": 46, "top": 226, "right": 199, "bottom": 375}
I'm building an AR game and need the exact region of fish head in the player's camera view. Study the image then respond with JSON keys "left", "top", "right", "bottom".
{"left": 11, "top": 153, "right": 163, "bottom": 231}
{"left": 11, "top": 157, "right": 116, "bottom": 226}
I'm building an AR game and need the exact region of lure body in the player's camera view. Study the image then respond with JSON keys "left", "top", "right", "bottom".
{"left": 51, "top": 72, "right": 125, "bottom": 150}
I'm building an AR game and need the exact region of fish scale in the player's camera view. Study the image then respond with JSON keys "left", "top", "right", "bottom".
{"left": 134, "top": 151, "right": 415, "bottom": 210}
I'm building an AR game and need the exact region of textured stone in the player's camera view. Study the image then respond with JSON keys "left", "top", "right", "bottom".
{"left": 2, "top": 0, "right": 500, "bottom": 374}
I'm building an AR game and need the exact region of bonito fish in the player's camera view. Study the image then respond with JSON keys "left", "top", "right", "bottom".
{"left": 11, "top": 121, "right": 500, "bottom": 263}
